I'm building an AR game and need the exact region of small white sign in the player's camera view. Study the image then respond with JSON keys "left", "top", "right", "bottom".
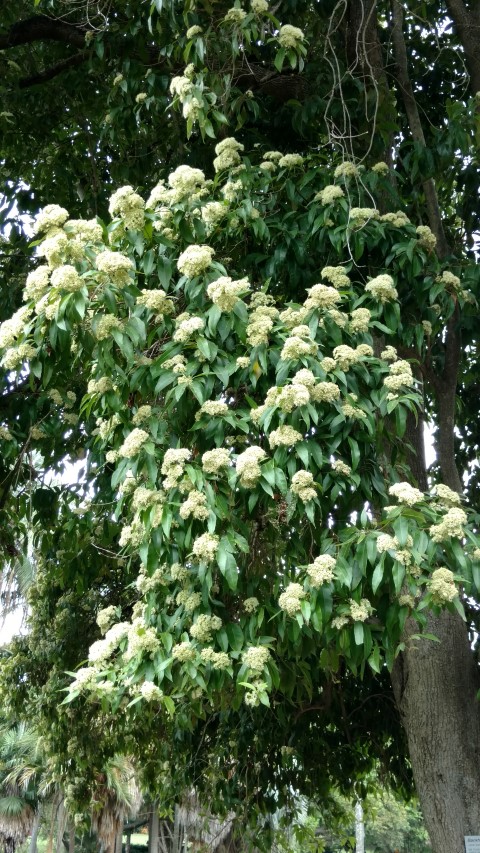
{"left": 465, "top": 837, "right": 480, "bottom": 853}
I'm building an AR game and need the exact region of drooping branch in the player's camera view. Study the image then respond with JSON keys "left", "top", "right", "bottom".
{"left": 19, "top": 51, "right": 88, "bottom": 89}
{"left": 391, "top": 0, "right": 449, "bottom": 260}
{"left": 0, "top": 15, "right": 87, "bottom": 50}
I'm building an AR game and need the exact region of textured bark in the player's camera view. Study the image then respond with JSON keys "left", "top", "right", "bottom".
{"left": 28, "top": 813, "right": 41, "bottom": 853}
{"left": 392, "top": 611, "right": 480, "bottom": 853}
{"left": 445, "top": 0, "right": 480, "bottom": 95}
{"left": 0, "top": 16, "right": 86, "bottom": 50}
{"left": 148, "top": 808, "right": 158, "bottom": 853}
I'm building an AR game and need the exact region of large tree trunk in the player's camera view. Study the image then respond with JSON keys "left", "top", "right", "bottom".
{"left": 392, "top": 610, "right": 480, "bottom": 853}
{"left": 29, "top": 812, "right": 42, "bottom": 853}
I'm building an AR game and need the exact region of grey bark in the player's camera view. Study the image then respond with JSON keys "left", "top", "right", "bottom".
{"left": 28, "top": 812, "right": 41, "bottom": 853}
{"left": 445, "top": 0, "right": 480, "bottom": 95}
{"left": 148, "top": 808, "right": 158, "bottom": 853}
{"left": 392, "top": 611, "right": 480, "bottom": 853}
{"left": 354, "top": 801, "right": 365, "bottom": 853}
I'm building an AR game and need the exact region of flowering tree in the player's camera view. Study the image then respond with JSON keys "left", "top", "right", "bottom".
{"left": 2, "top": 1, "right": 480, "bottom": 851}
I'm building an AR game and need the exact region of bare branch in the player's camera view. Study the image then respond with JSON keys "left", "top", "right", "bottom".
{"left": 0, "top": 15, "right": 87, "bottom": 50}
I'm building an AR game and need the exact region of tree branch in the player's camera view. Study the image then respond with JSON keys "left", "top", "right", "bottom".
{"left": 445, "top": 0, "right": 480, "bottom": 95}
{"left": 19, "top": 51, "right": 88, "bottom": 89}
{"left": 0, "top": 15, "right": 87, "bottom": 50}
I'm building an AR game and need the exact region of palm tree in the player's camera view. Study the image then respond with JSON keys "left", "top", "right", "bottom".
{"left": 90, "top": 756, "right": 141, "bottom": 853}
{"left": 0, "top": 723, "right": 49, "bottom": 853}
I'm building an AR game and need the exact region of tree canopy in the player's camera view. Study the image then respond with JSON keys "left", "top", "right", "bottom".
{"left": 1, "top": 1, "right": 480, "bottom": 851}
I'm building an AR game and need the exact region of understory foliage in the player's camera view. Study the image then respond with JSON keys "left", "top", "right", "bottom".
{"left": 2, "top": 0, "right": 480, "bottom": 847}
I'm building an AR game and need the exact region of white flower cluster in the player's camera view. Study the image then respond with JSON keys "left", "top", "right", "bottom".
{"left": 236, "top": 446, "right": 267, "bottom": 487}
{"left": 33, "top": 204, "right": 69, "bottom": 235}
{"left": 365, "top": 274, "right": 398, "bottom": 303}
{"left": 349, "top": 598, "right": 373, "bottom": 622}
{"left": 109, "top": 186, "right": 145, "bottom": 231}
{"left": 439, "top": 271, "right": 461, "bottom": 291}
{"left": 278, "top": 582, "right": 306, "bottom": 615}
{"left": 307, "top": 554, "right": 336, "bottom": 587}
{"left": 38, "top": 232, "right": 68, "bottom": 268}
{"left": 242, "top": 645, "right": 271, "bottom": 672}
{"left": 136, "top": 289, "right": 175, "bottom": 318}
{"left": 429, "top": 567, "right": 458, "bottom": 603}
{"left": 96, "top": 250, "right": 134, "bottom": 286}
{"left": 207, "top": 276, "right": 250, "bottom": 312}
{"left": 332, "top": 345, "right": 359, "bottom": 371}
{"left": 416, "top": 225, "right": 436, "bottom": 251}
{"left": 88, "top": 621, "right": 130, "bottom": 663}
{"left": 119, "top": 428, "right": 149, "bottom": 458}
{"left": 383, "top": 360, "right": 414, "bottom": 394}
{"left": 269, "top": 425, "right": 303, "bottom": 448}
{"left": 140, "top": 681, "right": 164, "bottom": 701}
{"left": 331, "top": 459, "right": 351, "bottom": 476}
{"left": 277, "top": 25, "right": 305, "bottom": 48}
{"left": 213, "top": 137, "right": 244, "bottom": 172}
{"left": 173, "top": 312, "right": 205, "bottom": 342}
{"left": 243, "top": 596, "right": 260, "bottom": 612}
{"left": 201, "top": 202, "right": 228, "bottom": 231}
{"left": 200, "top": 648, "right": 230, "bottom": 669}
{"left": 161, "top": 448, "right": 192, "bottom": 489}
{"left": 429, "top": 507, "right": 467, "bottom": 542}
{"left": 177, "top": 245, "right": 215, "bottom": 278}
{"left": 278, "top": 153, "right": 304, "bottom": 168}
{"left": 0, "top": 305, "right": 31, "bottom": 349}
{"left": 277, "top": 383, "right": 310, "bottom": 412}
{"left": 24, "top": 267, "right": 50, "bottom": 302}
{"left": 132, "top": 405, "right": 152, "bottom": 425}
{"left": 349, "top": 308, "right": 371, "bottom": 333}
{"left": 388, "top": 482, "right": 423, "bottom": 506}
{"left": 291, "top": 470, "right": 316, "bottom": 502}
{"left": 310, "top": 381, "right": 341, "bottom": 403}
{"left": 96, "top": 605, "right": 118, "bottom": 634}
{"left": 244, "top": 680, "right": 268, "bottom": 707}
{"left": 247, "top": 303, "right": 279, "bottom": 347}
{"left": 202, "top": 448, "right": 231, "bottom": 474}
{"left": 51, "top": 265, "right": 83, "bottom": 292}
{"left": 179, "top": 489, "right": 209, "bottom": 521}
{"left": 93, "top": 314, "right": 123, "bottom": 340}
{"left": 189, "top": 613, "right": 222, "bottom": 642}
{"left": 380, "top": 211, "right": 410, "bottom": 228}
{"left": 131, "top": 486, "right": 164, "bottom": 512}
{"left": 172, "top": 641, "right": 196, "bottom": 661}
{"left": 331, "top": 615, "right": 349, "bottom": 630}
{"left": 333, "top": 162, "right": 359, "bottom": 179}
{"left": 169, "top": 165, "right": 208, "bottom": 202}
{"left": 1, "top": 343, "right": 37, "bottom": 370}
{"left": 280, "top": 327, "right": 317, "bottom": 360}
{"left": 197, "top": 400, "right": 229, "bottom": 418}
{"left": 119, "top": 520, "right": 144, "bottom": 548}
{"left": 87, "top": 376, "right": 113, "bottom": 395}
{"left": 349, "top": 207, "right": 379, "bottom": 224}
{"left": 315, "top": 185, "right": 344, "bottom": 205}
{"left": 176, "top": 590, "right": 202, "bottom": 611}
{"left": 0, "top": 426, "right": 13, "bottom": 441}
{"left": 433, "top": 484, "right": 461, "bottom": 506}
{"left": 223, "top": 7, "right": 247, "bottom": 24}
{"left": 251, "top": 0, "right": 269, "bottom": 11}
{"left": 381, "top": 345, "right": 397, "bottom": 361}
{"left": 279, "top": 306, "right": 309, "bottom": 329}
{"left": 186, "top": 25, "right": 203, "bottom": 37}
{"left": 192, "top": 532, "right": 219, "bottom": 563}
{"left": 304, "top": 284, "right": 342, "bottom": 311}
{"left": 123, "top": 622, "right": 160, "bottom": 661}
{"left": 65, "top": 218, "right": 103, "bottom": 244}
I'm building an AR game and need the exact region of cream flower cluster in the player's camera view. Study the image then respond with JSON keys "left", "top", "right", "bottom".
{"left": 189, "top": 613, "right": 222, "bottom": 641}
{"left": 161, "top": 448, "right": 191, "bottom": 489}
{"left": 278, "top": 153, "right": 304, "bottom": 168}
{"left": 65, "top": 218, "right": 103, "bottom": 243}
{"left": 173, "top": 313, "right": 205, "bottom": 342}
{"left": 140, "top": 681, "right": 164, "bottom": 701}
{"left": 93, "top": 314, "right": 123, "bottom": 341}
{"left": 136, "top": 289, "right": 175, "bottom": 318}
{"left": 223, "top": 7, "right": 247, "bottom": 24}
{"left": 192, "top": 533, "right": 219, "bottom": 563}
{"left": 119, "top": 520, "right": 144, "bottom": 548}
{"left": 186, "top": 25, "right": 203, "bottom": 37}
{"left": 307, "top": 554, "right": 336, "bottom": 587}
{"left": 381, "top": 345, "right": 397, "bottom": 361}
{"left": 331, "top": 615, "right": 349, "bottom": 630}
{"left": 388, "top": 482, "right": 423, "bottom": 506}
{"left": 349, "top": 598, "right": 373, "bottom": 622}
{"left": 132, "top": 405, "right": 152, "bottom": 425}
{"left": 179, "top": 489, "right": 209, "bottom": 521}
{"left": 38, "top": 232, "right": 69, "bottom": 268}
{"left": 51, "top": 265, "right": 83, "bottom": 292}
{"left": 429, "top": 507, "right": 467, "bottom": 542}
{"left": 213, "top": 137, "right": 245, "bottom": 172}
{"left": 87, "top": 376, "right": 113, "bottom": 395}
{"left": 33, "top": 204, "right": 69, "bottom": 235}
{"left": 246, "top": 302, "right": 278, "bottom": 347}
{"left": 365, "top": 274, "right": 398, "bottom": 303}
{"left": 243, "top": 596, "right": 260, "bottom": 612}
{"left": 0, "top": 306, "right": 32, "bottom": 349}
{"left": 251, "top": 0, "right": 269, "bottom": 12}
{"left": 123, "top": 622, "right": 160, "bottom": 661}
{"left": 380, "top": 211, "right": 410, "bottom": 228}
{"left": 349, "top": 308, "right": 371, "bottom": 333}
{"left": 332, "top": 345, "right": 359, "bottom": 371}
{"left": 279, "top": 306, "right": 309, "bottom": 328}
{"left": 202, "top": 448, "right": 231, "bottom": 474}
{"left": 207, "top": 276, "right": 250, "bottom": 312}
{"left": 197, "top": 400, "right": 229, "bottom": 418}
{"left": 177, "top": 245, "right": 215, "bottom": 278}
{"left": 236, "top": 446, "right": 267, "bottom": 487}
{"left": 244, "top": 680, "right": 268, "bottom": 707}
{"left": 24, "top": 267, "right": 50, "bottom": 302}
{"left": 372, "top": 161, "right": 390, "bottom": 175}
{"left": 383, "top": 359, "right": 414, "bottom": 393}
{"left": 333, "top": 162, "right": 359, "bottom": 179}
{"left": 109, "top": 186, "right": 145, "bottom": 230}
{"left": 278, "top": 25, "right": 305, "bottom": 48}
{"left": 119, "top": 428, "right": 149, "bottom": 458}
{"left": 331, "top": 459, "right": 351, "bottom": 476}
{"left": 416, "top": 225, "right": 436, "bottom": 251}
{"left": 0, "top": 426, "right": 13, "bottom": 441}
{"left": 96, "top": 605, "right": 118, "bottom": 634}
{"left": 176, "top": 590, "right": 202, "bottom": 611}
{"left": 291, "top": 470, "right": 316, "bottom": 502}
{"left": 429, "top": 567, "right": 458, "bottom": 603}
{"left": 200, "top": 648, "right": 230, "bottom": 669}
{"left": 277, "top": 383, "right": 310, "bottom": 412}
{"left": 96, "top": 250, "right": 134, "bottom": 285}
{"left": 305, "top": 283, "right": 342, "bottom": 311}
{"left": 172, "top": 641, "right": 196, "bottom": 662}
{"left": 131, "top": 486, "right": 164, "bottom": 512}
{"left": 315, "top": 185, "right": 344, "bottom": 205}
{"left": 269, "top": 425, "right": 303, "bottom": 448}
{"left": 169, "top": 165, "right": 207, "bottom": 201}
{"left": 310, "top": 381, "right": 341, "bottom": 403}
{"left": 278, "top": 582, "right": 306, "bottom": 615}
{"left": 242, "top": 645, "right": 271, "bottom": 672}
{"left": 280, "top": 327, "right": 317, "bottom": 360}
{"left": 2, "top": 343, "right": 37, "bottom": 370}
{"left": 433, "top": 484, "right": 461, "bottom": 506}
{"left": 201, "top": 202, "right": 228, "bottom": 231}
